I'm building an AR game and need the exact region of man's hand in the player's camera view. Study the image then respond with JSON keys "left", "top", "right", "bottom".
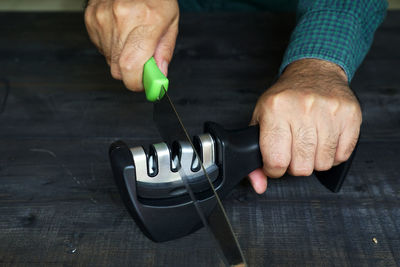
{"left": 85, "top": 0, "right": 179, "bottom": 91}
{"left": 248, "top": 59, "right": 362, "bottom": 194}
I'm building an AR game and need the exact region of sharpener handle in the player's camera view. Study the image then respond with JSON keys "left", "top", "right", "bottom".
{"left": 205, "top": 122, "right": 358, "bottom": 193}
{"left": 143, "top": 57, "right": 169, "bottom": 102}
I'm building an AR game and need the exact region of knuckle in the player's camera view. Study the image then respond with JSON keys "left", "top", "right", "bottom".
{"left": 314, "top": 160, "right": 332, "bottom": 171}
{"left": 349, "top": 103, "right": 362, "bottom": 118}
{"left": 118, "top": 54, "right": 143, "bottom": 91}
{"left": 110, "top": 66, "right": 122, "bottom": 80}
{"left": 112, "top": 1, "right": 167, "bottom": 24}
{"left": 262, "top": 165, "right": 285, "bottom": 178}
{"left": 301, "top": 93, "right": 316, "bottom": 112}
{"left": 267, "top": 153, "right": 290, "bottom": 170}
{"left": 326, "top": 98, "right": 340, "bottom": 114}
{"left": 112, "top": 0, "right": 131, "bottom": 19}
{"left": 265, "top": 92, "right": 289, "bottom": 111}
{"left": 290, "top": 164, "right": 313, "bottom": 177}
{"left": 347, "top": 101, "right": 361, "bottom": 112}
{"left": 343, "top": 101, "right": 362, "bottom": 121}
{"left": 118, "top": 53, "right": 135, "bottom": 72}
{"left": 335, "top": 151, "right": 351, "bottom": 163}
{"left": 94, "top": 4, "right": 108, "bottom": 24}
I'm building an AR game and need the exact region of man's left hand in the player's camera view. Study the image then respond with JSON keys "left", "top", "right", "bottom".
{"left": 248, "top": 59, "right": 362, "bottom": 194}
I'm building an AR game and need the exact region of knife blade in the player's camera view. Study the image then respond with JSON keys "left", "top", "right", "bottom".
{"left": 143, "top": 57, "right": 247, "bottom": 267}
{"left": 156, "top": 87, "right": 247, "bottom": 267}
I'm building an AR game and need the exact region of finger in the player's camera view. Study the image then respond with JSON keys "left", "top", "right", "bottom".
{"left": 84, "top": 5, "right": 99, "bottom": 45}
{"left": 96, "top": 14, "right": 113, "bottom": 64}
{"left": 289, "top": 123, "right": 317, "bottom": 176}
{"left": 85, "top": 24, "right": 100, "bottom": 48}
{"left": 153, "top": 20, "right": 179, "bottom": 76}
{"left": 334, "top": 125, "right": 360, "bottom": 165}
{"left": 248, "top": 168, "right": 267, "bottom": 194}
{"left": 88, "top": 30, "right": 104, "bottom": 57}
{"left": 84, "top": 10, "right": 102, "bottom": 52}
{"left": 110, "top": 28, "right": 123, "bottom": 79}
{"left": 314, "top": 124, "right": 339, "bottom": 171}
{"left": 259, "top": 120, "right": 292, "bottom": 178}
{"left": 119, "top": 24, "right": 167, "bottom": 91}
{"left": 91, "top": 3, "right": 113, "bottom": 63}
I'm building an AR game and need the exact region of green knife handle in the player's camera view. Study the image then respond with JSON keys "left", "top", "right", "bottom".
{"left": 143, "top": 57, "right": 169, "bottom": 102}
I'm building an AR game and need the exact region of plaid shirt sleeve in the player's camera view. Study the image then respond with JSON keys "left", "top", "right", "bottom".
{"left": 280, "top": 0, "right": 387, "bottom": 81}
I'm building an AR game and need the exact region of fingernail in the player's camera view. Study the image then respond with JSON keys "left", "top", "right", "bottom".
{"left": 161, "top": 60, "right": 168, "bottom": 76}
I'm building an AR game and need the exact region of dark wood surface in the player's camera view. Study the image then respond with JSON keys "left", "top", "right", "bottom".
{"left": 0, "top": 11, "right": 399, "bottom": 267}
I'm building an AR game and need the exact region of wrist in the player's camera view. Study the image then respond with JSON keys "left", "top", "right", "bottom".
{"left": 280, "top": 58, "right": 348, "bottom": 84}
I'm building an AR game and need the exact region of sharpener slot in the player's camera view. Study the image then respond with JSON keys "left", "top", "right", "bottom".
{"left": 147, "top": 145, "right": 158, "bottom": 177}
{"left": 132, "top": 134, "right": 219, "bottom": 199}
{"left": 171, "top": 141, "right": 182, "bottom": 172}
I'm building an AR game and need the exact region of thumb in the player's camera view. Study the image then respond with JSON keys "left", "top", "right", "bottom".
{"left": 248, "top": 168, "right": 268, "bottom": 194}
{"left": 153, "top": 22, "right": 179, "bottom": 77}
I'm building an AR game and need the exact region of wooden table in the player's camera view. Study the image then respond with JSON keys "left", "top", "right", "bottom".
{"left": 0, "top": 11, "right": 399, "bottom": 267}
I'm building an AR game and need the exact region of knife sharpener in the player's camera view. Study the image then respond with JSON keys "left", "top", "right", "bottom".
{"left": 109, "top": 122, "right": 357, "bottom": 242}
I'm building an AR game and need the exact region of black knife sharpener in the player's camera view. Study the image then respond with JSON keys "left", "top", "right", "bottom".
{"left": 109, "top": 122, "right": 357, "bottom": 242}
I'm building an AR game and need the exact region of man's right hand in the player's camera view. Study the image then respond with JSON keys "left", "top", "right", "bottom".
{"left": 85, "top": 0, "right": 179, "bottom": 91}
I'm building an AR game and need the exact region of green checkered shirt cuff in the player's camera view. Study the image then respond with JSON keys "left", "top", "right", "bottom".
{"left": 280, "top": 2, "right": 387, "bottom": 82}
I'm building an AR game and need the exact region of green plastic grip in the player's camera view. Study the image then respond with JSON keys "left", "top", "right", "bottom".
{"left": 143, "top": 57, "right": 169, "bottom": 102}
